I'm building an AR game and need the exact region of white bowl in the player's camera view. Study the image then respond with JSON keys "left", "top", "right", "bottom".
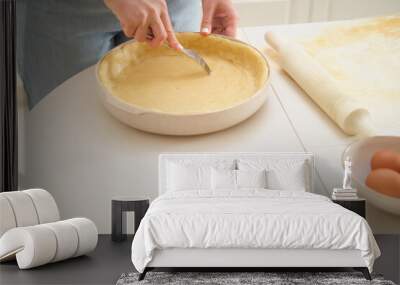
{"left": 96, "top": 33, "right": 270, "bottom": 136}
{"left": 342, "top": 136, "right": 400, "bottom": 215}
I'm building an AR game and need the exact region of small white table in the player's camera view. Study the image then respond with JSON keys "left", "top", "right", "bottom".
{"left": 24, "top": 24, "right": 400, "bottom": 234}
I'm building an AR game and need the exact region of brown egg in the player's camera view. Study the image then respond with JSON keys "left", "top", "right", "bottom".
{"left": 370, "top": 150, "right": 400, "bottom": 173}
{"left": 366, "top": 168, "right": 400, "bottom": 198}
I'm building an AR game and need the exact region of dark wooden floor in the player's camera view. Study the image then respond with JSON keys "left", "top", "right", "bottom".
{"left": 0, "top": 235, "right": 134, "bottom": 285}
{"left": 0, "top": 235, "right": 399, "bottom": 285}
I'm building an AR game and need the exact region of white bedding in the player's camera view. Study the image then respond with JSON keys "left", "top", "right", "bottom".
{"left": 131, "top": 190, "right": 380, "bottom": 273}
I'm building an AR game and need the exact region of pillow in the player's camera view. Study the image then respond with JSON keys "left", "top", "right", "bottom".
{"left": 236, "top": 169, "right": 268, "bottom": 189}
{"left": 211, "top": 168, "right": 237, "bottom": 190}
{"left": 211, "top": 169, "right": 268, "bottom": 190}
{"left": 237, "top": 159, "right": 309, "bottom": 191}
{"left": 166, "top": 159, "right": 236, "bottom": 192}
{"left": 167, "top": 163, "right": 211, "bottom": 191}
{"left": 266, "top": 167, "right": 306, "bottom": 191}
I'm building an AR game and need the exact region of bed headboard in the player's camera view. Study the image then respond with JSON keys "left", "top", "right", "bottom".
{"left": 158, "top": 152, "right": 314, "bottom": 195}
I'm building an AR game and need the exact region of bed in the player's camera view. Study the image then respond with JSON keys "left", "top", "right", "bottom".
{"left": 131, "top": 153, "right": 380, "bottom": 281}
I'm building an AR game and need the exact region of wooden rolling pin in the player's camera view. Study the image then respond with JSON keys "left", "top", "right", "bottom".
{"left": 265, "top": 31, "right": 376, "bottom": 137}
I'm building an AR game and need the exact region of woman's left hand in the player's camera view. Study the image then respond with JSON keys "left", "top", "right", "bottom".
{"left": 201, "top": 0, "right": 238, "bottom": 37}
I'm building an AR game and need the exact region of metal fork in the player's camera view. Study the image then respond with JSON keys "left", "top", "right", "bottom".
{"left": 180, "top": 47, "right": 211, "bottom": 75}
{"left": 145, "top": 32, "right": 211, "bottom": 75}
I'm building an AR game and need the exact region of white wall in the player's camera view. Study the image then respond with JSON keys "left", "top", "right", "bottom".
{"left": 232, "top": 0, "right": 400, "bottom": 26}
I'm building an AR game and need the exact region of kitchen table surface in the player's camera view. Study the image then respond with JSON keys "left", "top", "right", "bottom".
{"left": 24, "top": 23, "right": 400, "bottom": 234}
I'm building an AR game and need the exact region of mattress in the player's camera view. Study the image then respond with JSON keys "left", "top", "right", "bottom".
{"left": 131, "top": 189, "right": 380, "bottom": 273}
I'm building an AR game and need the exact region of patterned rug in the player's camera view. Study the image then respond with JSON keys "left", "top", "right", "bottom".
{"left": 116, "top": 271, "right": 396, "bottom": 285}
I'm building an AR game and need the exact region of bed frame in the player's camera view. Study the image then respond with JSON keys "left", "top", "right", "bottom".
{"left": 139, "top": 153, "right": 372, "bottom": 281}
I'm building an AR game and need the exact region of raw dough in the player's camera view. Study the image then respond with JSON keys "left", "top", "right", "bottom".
{"left": 98, "top": 33, "right": 268, "bottom": 114}
{"left": 265, "top": 32, "right": 375, "bottom": 136}
{"left": 265, "top": 16, "right": 400, "bottom": 135}
{"left": 301, "top": 16, "right": 400, "bottom": 132}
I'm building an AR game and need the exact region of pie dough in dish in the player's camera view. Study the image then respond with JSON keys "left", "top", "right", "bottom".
{"left": 97, "top": 33, "right": 269, "bottom": 135}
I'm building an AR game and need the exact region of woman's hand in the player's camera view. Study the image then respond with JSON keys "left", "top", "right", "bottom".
{"left": 201, "top": 0, "right": 238, "bottom": 37}
{"left": 104, "top": 0, "right": 181, "bottom": 50}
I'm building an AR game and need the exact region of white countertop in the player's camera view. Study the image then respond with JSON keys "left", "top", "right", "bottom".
{"left": 24, "top": 23, "right": 400, "bottom": 234}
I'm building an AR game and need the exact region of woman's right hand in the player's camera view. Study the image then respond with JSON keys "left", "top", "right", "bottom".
{"left": 104, "top": 0, "right": 181, "bottom": 50}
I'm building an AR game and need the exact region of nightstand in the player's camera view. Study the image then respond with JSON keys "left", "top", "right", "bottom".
{"left": 332, "top": 198, "right": 366, "bottom": 218}
{"left": 112, "top": 197, "right": 150, "bottom": 242}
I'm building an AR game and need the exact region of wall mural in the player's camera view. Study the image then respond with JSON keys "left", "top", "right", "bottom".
{"left": 11, "top": 0, "right": 400, "bottom": 234}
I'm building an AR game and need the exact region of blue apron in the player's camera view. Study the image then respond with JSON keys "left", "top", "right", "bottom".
{"left": 17, "top": 0, "right": 201, "bottom": 108}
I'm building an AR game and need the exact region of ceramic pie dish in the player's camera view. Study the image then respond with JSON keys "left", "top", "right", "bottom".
{"left": 96, "top": 33, "right": 270, "bottom": 136}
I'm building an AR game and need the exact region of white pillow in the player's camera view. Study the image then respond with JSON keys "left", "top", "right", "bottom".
{"left": 266, "top": 168, "right": 306, "bottom": 191}
{"left": 167, "top": 163, "right": 212, "bottom": 191}
{"left": 211, "top": 169, "right": 237, "bottom": 190}
{"left": 211, "top": 169, "right": 268, "bottom": 190}
{"left": 237, "top": 159, "right": 309, "bottom": 191}
{"left": 236, "top": 169, "right": 268, "bottom": 189}
{"left": 166, "top": 159, "right": 236, "bottom": 192}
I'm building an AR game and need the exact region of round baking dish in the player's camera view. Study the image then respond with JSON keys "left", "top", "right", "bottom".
{"left": 342, "top": 136, "right": 400, "bottom": 215}
{"left": 96, "top": 33, "right": 270, "bottom": 136}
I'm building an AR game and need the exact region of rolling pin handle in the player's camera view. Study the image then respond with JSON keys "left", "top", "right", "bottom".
{"left": 344, "top": 109, "right": 377, "bottom": 137}
{"left": 265, "top": 31, "right": 285, "bottom": 51}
